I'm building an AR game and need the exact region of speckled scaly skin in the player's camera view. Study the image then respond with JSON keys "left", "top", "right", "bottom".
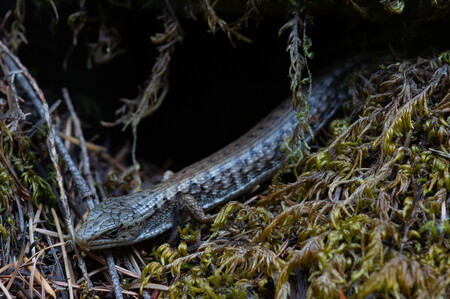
{"left": 75, "top": 57, "right": 364, "bottom": 249}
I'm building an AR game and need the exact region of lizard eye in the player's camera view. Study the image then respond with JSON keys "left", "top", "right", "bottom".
{"left": 105, "top": 227, "right": 121, "bottom": 239}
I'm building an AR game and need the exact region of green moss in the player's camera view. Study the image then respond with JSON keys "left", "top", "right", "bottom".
{"left": 140, "top": 54, "right": 449, "bottom": 298}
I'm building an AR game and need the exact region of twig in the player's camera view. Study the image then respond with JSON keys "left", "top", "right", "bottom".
{"left": 28, "top": 217, "right": 35, "bottom": 265}
{"left": 5, "top": 244, "right": 26, "bottom": 290}
{"left": 33, "top": 228, "right": 60, "bottom": 238}
{"left": 62, "top": 88, "right": 126, "bottom": 298}
{"left": 40, "top": 68, "right": 81, "bottom": 297}
{"left": 27, "top": 241, "right": 70, "bottom": 267}
{"left": 23, "top": 257, "right": 56, "bottom": 299}
{"left": 3, "top": 233, "right": 10, "bottom": 267}
{"left": 0, "top": 10, "right": 12, "bottom": 32}
{"left": 63, "top": 115, "right": 73, "bottom": 150}
{"left": 33, "top": 203, "right": 70, "bottom": 298}
{"left": 130, "top": 282, "right": 169, "bottom": 291}
{"left": 130, "top": 247, "right": 145, "bottom": 275}
{"left": 24, "top": 241, "right": 76, "bottom": 299}
{"left": 14, "top": 195, "right": 25, "bottom": 241}
{"left": 106, "top": 251, "right": 124, "bottom": 299}
{"left": 32, "top": 203, "right": 43, "bottom": 231}
{"left": 50, "top": 280, "right": 142, "bottom": 296}
{"left": 122, "top": 255, "right": 138, "bottom": 276}
{"left": 0, "top": 42, "right": 94, "bottom": 208}
{"left": 79, "top": 249, "right": 140, "bottom": 279}
{"left": 0, "top": 263, "right": 14, "bottom": 275}
{"left": 51, "top": 208, "right": 74, "bottom": 299}
{"left": 57, "top": 131, "right": 107, "bottom": 153}
{"left": 0, "top": 278, "right": 13, "bottom": 299}
{"left": 42, "top": 238, "right": 68, "bottom": 299}
{"left": 48, "top": 0, "right": 59, "bottom": 23}
{"left": 0, "top": 41, "right": 93, "bottom": 288}
{"left": 26, "top": 100, "right": 61, "bottom": 138}
{"left": 62, "top": 88, "right": 100, "bottom": 206}
{"left": 5, "top": 71, "right": 26, "bottom": 131}
{"left": 76, "top": 266, "right": 108, "bottom": 283}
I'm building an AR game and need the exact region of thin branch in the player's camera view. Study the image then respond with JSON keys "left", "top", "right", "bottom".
{"left": 106, "top": 251, "right": 124, "bottom": 299}
{"left": 0, "top": 41, "right": 93, "bottom": 289}
{"left": 0, "top": 43, "right": 95, "bottom": 208}
{"left": 62, "top": 88, "right": 99, "bottom": 206}
{"left": 51, "top": 208, "right": 74, "bottom": 299}
{"left": 0, "top": 279, "right": 13, "bottom": 299}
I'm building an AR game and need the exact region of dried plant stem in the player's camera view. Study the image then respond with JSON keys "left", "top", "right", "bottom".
{"left": 79, "top": 249, "right": 140, "bottom": 278}
{"left": 62, "top": 87, "right": 100, "bottom": 205}
{"left": 0, "top": 43, "right": 94, "bottom": 208}
{"left": 51, "top": 208, "right": 74, "bottom": 299}
{"left": 0, "top": 41, "right": 93, "bottom": 290}
{"left": 24, "top": 256, "right": 56, "bottom": 298}
{"left": 5, "top": 244, "right": 26, "bottom": 290}
{"left": 57, "top": 131, "right": 107, "bottom": 153}
{"left": 62, "top": 89, "right": 126, "bottom": 297}
{"left": 106, "top": 251, "right": 124, "bottom": 299}
{"left": 0, "top": 279, "right": 12, "bottom": 299}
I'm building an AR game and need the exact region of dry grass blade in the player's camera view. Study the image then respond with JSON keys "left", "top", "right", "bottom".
{"left": 5, "top": 245, "right": 26, "bottom": 291}
{"left": 0, "top": 278, "right": 13, "bottom": 299}
{"left": 79, "top": 249, "right": 140, "bottom": 279}
{"left": 58, "top": 131, "right": 107, "bottom": 153}
{"left": 23, "top": 257, "right": 56, "bottom": 299}
{"left": 51, "top": 208, "right": 74, "bottom": 299}
{"left": 50, "top": 280, "right": 141, "bottom": 296}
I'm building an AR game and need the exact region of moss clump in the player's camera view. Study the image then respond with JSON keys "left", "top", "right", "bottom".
{"left": 140, "top": 54, "right": 449, "bottom": 298}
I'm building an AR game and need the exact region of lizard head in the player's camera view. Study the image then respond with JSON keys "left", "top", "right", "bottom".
{"left": 75, "top": 191, "right": 174, "bottom": 249}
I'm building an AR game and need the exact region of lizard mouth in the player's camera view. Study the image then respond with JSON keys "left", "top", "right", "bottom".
{"left": 75, "top": 223, "right": 135, "bottom": 250}
{"left": 74, "top": 230, "right": 95, "bottom": 249}
{"left": 74, "top": 234, "right": 117, "bottom": 250}
{"left": 74, "top": 224, "right": 108, "bottom": 250}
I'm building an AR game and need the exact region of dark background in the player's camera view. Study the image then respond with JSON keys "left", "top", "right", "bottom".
{"left": 1, "top": 1, "right": 449, "bottom": 173}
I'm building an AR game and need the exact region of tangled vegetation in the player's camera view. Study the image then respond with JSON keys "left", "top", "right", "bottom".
{"left": 0, "top": 0, "right": 449, "bottom": 298}
{"left": 140, "top": 55, "right": 450, "bottom": 298}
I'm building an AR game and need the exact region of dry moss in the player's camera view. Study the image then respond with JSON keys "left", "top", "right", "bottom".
{"left": 1, "top": 1, "right": 450, "bottom": 298}
{"left": 140, "top": 54, "right": 450, "bottom": 298}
